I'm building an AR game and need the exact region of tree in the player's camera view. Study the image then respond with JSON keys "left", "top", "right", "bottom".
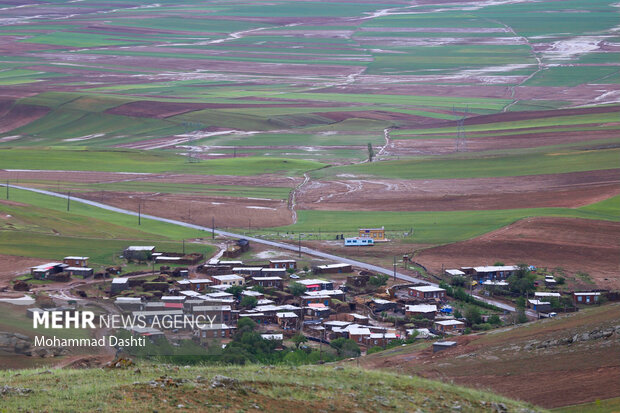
{"left": 291, "top": 333, "right": 308, "bottom": 349}
{"left": 465, "top": 305, "right": 482, "bottom": 325}
{"left": 367, "top": 142, "right": 374, "bottom": 162}
{"left": 289, "top": 282, "right": 306, "bottom": 297}
{"left": 226, "top": 285, "right": 244, "bottom": 299}
{"left": 450, "top": 276, "right": 466, "bottom": 287}
{"left": 369, "top": 274, "right": 389, "bottom": 287}
{"left": 240, "top": 295, "right": 257, "bottom": 309}
{"left": 330, "top": 338, "right": 361, "bottom": 357}
{"left": 488, "top": 314, "right": 501, "bottom": 325}
{"left": 508, "top": 264, "right": 536, "bottom": 295}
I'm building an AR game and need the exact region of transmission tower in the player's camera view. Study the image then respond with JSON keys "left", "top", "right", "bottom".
{"left": 184, "top": 122, "right": 204, "bottom": 163}
{"left": 453, "top": 105, "right": 468, "bottom": 152}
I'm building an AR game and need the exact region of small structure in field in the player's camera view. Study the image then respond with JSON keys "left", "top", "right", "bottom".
{"left": 63, "top": 256, "right": 89, "bottom": 267}
{"left": 344, "top": 237, "right": 374, "bottom": 247}
{"left": 359, "top": 227, "right": 385, "bottom": 241}
{"left": 123, "top": 246, "right": 156, "bottom": 261}
{"left": 314, "top": 263, "right": 352, "bottom": 274}
{"left": 433, "top": 341, "right": 457, "bottom": 353}
{"left": 110, "top": 277, "right": 129, "bottom": 294}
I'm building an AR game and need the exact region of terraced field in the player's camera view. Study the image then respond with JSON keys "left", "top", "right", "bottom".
{"left": 0, "top": 0, "right": 618, "bottom": 286}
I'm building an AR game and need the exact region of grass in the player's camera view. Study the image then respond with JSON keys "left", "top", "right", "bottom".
{"left": 312, "top": 148, "right": 620, "bottom": 180}
{"left": 553, "top": 397, "right": 620, "bottom": 413}
{"left": 0, "top": 148, "right": 325, "bottom": 176}
{"left": 269, "top": 198, "right": 620, "bottom": 244}
{"left": 0, "top": 188, "right": 215, "bottom": 267}
{"left": 0, "top": 363, "right": 545, "bottom": 412}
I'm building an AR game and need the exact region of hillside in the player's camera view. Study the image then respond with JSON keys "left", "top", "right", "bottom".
{"left": 0, "top": 363, "right": 545, "bottom": 412}
{"left": 352, "top": 303, "right": 620, "bottom": 409}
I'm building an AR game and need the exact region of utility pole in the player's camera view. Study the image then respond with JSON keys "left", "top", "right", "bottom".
{"left": 298, "top": 233, "right": 301, "bottom": 258}
{"left": 67, "top": 191, "right": 71, "bottom": 211}
{"left": 212, "top": 216, "right": 215, "bottom": 240}
{"left": 138, "top": 202, "right": 141, "bottom": 225}
{"left": 5, "top": 180, "right": 8, "bottom": 200}
{"left": 393, "top": 256, "right": 397, "bottom": 282}
{"left": 182, "top": 239, "right": 185, "bottom": 255}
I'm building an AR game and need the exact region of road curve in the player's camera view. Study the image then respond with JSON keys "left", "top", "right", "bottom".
{"left": 4, "top": 184, "right": 518, "bottom": 313}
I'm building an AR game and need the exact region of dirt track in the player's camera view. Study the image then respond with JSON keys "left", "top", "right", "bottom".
{"left": 416, "top": 217, "right": 620, "bottom": 289}
{"left": 298, "top": 169, "right": 620, "bottom": 211}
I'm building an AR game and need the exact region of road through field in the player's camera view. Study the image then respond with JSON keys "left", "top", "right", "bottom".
{"left": 4, "top": 184, "right": 521, "bottom": 314}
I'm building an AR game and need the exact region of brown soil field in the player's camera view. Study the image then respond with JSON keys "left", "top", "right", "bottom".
{"left": 0, "top": 254, "right": 45, "bottom": 288}
{"left": 0, "top": 170, "right": 300, "bottom": 188}
{"left": 391, "top": 128, "right": 620, "bottom": 154}
{"left": 416, "top": 217, "right": 620, "bottom": 289}
{"left": 355, "top": 303, "right": 620, "bottom": 409}
{"left": 298, "top": 169, "right": 620, "bottom": 211}
{"left": 79, "top": 191, "right": 293, "bottom": 228}
{"left": 0, "top": 100, "right": 50, "bottom": 134}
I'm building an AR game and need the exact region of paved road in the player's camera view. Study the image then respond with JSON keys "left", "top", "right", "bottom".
{"left": 5, "top": 184, "right": 521, "bottom": 313}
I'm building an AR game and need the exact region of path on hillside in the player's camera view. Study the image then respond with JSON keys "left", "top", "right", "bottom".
{"left": 4, "top": 184, "right": 522, "bottom": 314}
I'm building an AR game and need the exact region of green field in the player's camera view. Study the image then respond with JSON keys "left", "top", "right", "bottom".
{"left": 0, "top": 149, "right": 325, "bottom": 176}
{"left": 313, "top": 149, "right": 620, "bottom": 180}
{"left": 270, "top": 197, "right": 620, "bottom": 244}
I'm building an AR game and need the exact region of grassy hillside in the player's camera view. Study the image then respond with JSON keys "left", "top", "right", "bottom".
{"left": 0, "top": 363, "right": 545, "bottom": 412}
{"left": 354, "top": 303, "right": 620, "bottom": 409}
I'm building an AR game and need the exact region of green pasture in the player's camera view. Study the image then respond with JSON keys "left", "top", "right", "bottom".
{"left": 391, "top": 111, "right": 620, "bottom": 136}
{"left": 2, "top": 187, "right": 210, "bottom": 241}
{"left": 0, "top": 148, "right": 325, "bottom": 176}
{"left": 25, "top": 181, "right": 292, "bottom": 200}
{"left": 312, "top": 148, "right": 620, "bottom": 180}
{"left": 270, "top": 196, "right": 620, "bottom": 244}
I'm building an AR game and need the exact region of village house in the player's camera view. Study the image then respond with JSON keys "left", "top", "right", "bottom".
{"left": 276, "top": 312, "right": 298, "bottom": 329}
{"left": 232, "top": 267, "right": 263, "bottom": 277}
{"left": 251, "top": 276, "right": 284, "bottom": 289}
{"left": 269, "top": 260, "right": 296, "bottom": 270}
{"left": 194, "top": 323, "right": 235, "bottom": 342}
{"left": 405, "top": 304, "right": 438, "bottom": 319}
{"left": 297, "top": 279, "right": 334, "bottom": 291}
{"left": 260, "top": 268, "right": 288, "bottom": 277}
{"left": 192, "top": 305, "right": 232, "bottom": 324}
{"left": 304, "top": 303, "right": 331, "bottom": 319}
{"left": 123, "top": 246, "right": 155, "bottom": 261}
{"left": 301, "top": 293, "right": 331, "bottom": 307}
{"left": 241, "top": 290, "right": 264, "bottom": 300}
{"left": 30, "top": 262, "right": 68, "bottom": 280}
{"left": 63, "top": 256, "right": 89, "bottom": 267}
{"left": 131, "top": 310, "right": 185, "bottom": 328}
{"left": 470, "top": 265, "right": 518, "bottom": 281}
{"left": 408, "top": 285, "right": 446, "bottom": 300}
{"left": 358, "top": 227, "right": 385, "bottom": 241}
{"left": 304, "top": 288, "right": 345, "bottom": 301}
{"left": 210, "top": 274, "right": 245, "bottom": 286}
{"left": 573, "top": 292, "right": 601, "bottom": 305}
{"left": 348, "top": 326, "right": 371, "bottom": 345}
{"left": 369, "top": 298, "right": 398, "bottom": 312}
{"left": 314, "top": 263, "right": 352, "bottom": 274}
{"left": 64, "top": 266, "right": 93, "bottom": 277}
{"left": 433, "top": 319, "right": 465, "bottom": 334}
{"left": 528, "top": 299, "right": 551, "bottom": 313}
{"left": 110, "top": 277, "right": 129, "bottom": 294}
{"left": 535, "top": 292, "right": 561, "bottom": 299}
{"left": 445, "top": 269, "right": 465, "bottom": 277}
{"left": 114, "top": 297, "right": 144, "bottom": 312}
{"left": 176, "top": 278, "right": 213, "bottom": 292}
{"left": 367, "top": 332, "right": 398, "bottom": 348}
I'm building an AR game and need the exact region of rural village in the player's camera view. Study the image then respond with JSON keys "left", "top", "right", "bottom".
{"left": 5, "top": 224, "right": 613, "bottom": 363}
